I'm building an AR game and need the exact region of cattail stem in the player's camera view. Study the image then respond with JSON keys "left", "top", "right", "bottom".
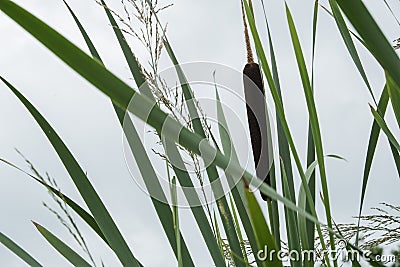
{"left": 241, "top": 0, "right": 254, "bottom": 64}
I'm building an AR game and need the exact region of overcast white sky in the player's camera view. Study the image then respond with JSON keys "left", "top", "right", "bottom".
{"left": 1, "top": 0, "right": 400, "bottom": 266}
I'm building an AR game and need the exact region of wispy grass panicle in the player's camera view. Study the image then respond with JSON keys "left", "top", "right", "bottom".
{"left": 15, "top": 151, "right": 98, "bottom": 267}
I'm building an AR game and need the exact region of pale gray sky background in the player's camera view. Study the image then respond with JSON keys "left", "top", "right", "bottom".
{"left": 0, "top": 0, "right": 400, "bottom": 266}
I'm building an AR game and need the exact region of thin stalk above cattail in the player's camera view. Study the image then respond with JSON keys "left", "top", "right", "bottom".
{"left": 241, "top": 0, "right": 271, "bottom": 201}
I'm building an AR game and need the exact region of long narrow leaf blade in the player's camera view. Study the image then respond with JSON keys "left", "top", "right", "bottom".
{"left": 305, "top": 1, "right": 319, "bottom": 261}
{"left": 335, "top": 0, "right": 400, "bottom": 89}
{"left": 245, "top": 189, "right": 282, "bottom": 267}
{"left": 369, "top": 105, "right": 400, "bottom": 151}
{"left": 0, "top": 232, "right": 42, "bottom": 267}
{"left": 328, "top": 0, "right": 376, "bottom": 104}
{"left": 386, "top": 72, "right": 400, "bottom": 127}
{"left": 357, "top": 87, "right": 388, "bottom": 244}
{"left": 99, "top": 0, "right": 145, "bottom": 87}
{"left": 280, "top": 159, "right": 301, "bottom": 267}
{"left": 33, "top": 222, "right": 92, "bottom": 267}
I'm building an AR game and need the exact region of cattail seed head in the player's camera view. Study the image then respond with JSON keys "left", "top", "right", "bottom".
{"left": 243, "top": 63, "right": 271, "bottom": 201}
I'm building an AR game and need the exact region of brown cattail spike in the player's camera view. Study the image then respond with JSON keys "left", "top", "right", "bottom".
{"left": 243, "top": 63, "right": 271, "bottom": 201}
{"left": 241, "top": 0, "right": 254, "bottom": 64}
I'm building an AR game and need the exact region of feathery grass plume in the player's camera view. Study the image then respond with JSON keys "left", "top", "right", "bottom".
{"left": 14, "top": 150, "right": 98, "bottom": 266}
{"left": 312, "top": 202, "right": 400, "bottom": 265}
{"left": 241, "top": 0, "right": 271, "bottom": 201}
{"left": 325, "top": 203, "right": 400, "bottom": 250}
